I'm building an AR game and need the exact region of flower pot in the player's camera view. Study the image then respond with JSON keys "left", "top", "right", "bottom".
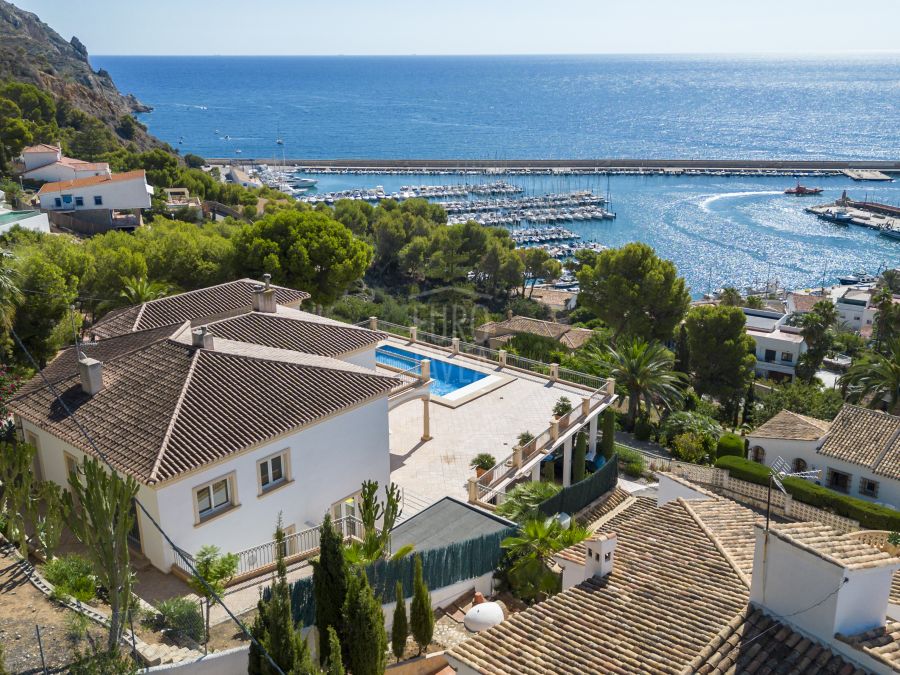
{"left": 475, "top": 467, "right": 487, "bottom": 478}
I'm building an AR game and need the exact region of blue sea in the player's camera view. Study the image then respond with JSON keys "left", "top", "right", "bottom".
{"left": 93, "top": 55, "right": 900, "bottom": 293}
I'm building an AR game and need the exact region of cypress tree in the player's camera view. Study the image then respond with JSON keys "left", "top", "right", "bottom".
{"left": 409, "top": 555, "right": 434, "bottom": 656}
{"left": 247, "top": 598, "right": 268, "bottom": 675}
{"left": 572, "top": 431, "right": 587, "bottom": 483}
{"left": 391, "top": 581, "right": 408, "bottom": 662}
{"left": 601, "top": 409, "right": 616, "bottom": 459}
{"left": 342, "top": 570, "right": 387, "bottom": 675}
{"left": 265, "top": 522, "right": 296, "bottom": 673}
{"left": 326, "top": 626, "right": 345, "bottom": 675}
{"left": 313, "top": 513, "right": 349, "bottom": 665}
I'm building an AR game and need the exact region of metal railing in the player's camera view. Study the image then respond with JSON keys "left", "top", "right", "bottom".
{"left": 505, "top": 352, "right": 553, "bottom": 377}
{"left": 415, "top": 329, "right": 454, "bottom": 348}
{"left": 172, "top": 515, "right": 365, "bottom": 579}
{"left": 375, "top": 347, "right": 429, "bottom": 395}
{"left": 557, "top": 366, "right": 605, "bottom": 390}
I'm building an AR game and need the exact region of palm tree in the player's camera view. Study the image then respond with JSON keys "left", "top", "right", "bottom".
{"left": 495, "top": 481, "right": 561, "bottom": 523}
{"left": 594, "top": 339, "right": 687, "bottom": 429}
{"left": 839, "top": 340, "right": 900, "bottom": 413}
{"left": 881, "top": 269, "right": 900, "bottom": 294}
{"left": 0, "top": 249, "right": 21, "bottom": 328}
{"left": 119, "top": 275, "right": 170, "bottom": 305}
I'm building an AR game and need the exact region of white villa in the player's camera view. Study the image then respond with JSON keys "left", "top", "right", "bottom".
{"left": 36, "top": 169, "right": 153, "bottom": 234}
{"left": 19, "top": 143, "right": 111, "bottom": 183}
{"left": 747, "top": 406, "right": 900, "bottom": 508}
{"left": 10, "top": 278, "right": 428, "bottom": 580}
{"left": 743, "top": 308, "right": 808, "bottom": 381}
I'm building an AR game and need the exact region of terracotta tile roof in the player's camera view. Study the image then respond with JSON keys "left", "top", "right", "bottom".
{"left": 558, "top": 327, "right": 594, "bottom": 350}
{"left": 687, "top": 498, "right": 775, "bottom": 580}
{"left": 787, "top": 292, "right": 821, "bottom": 314}
{"left": 57, "top": 157, "right": 109, "bottom": 170}
{"left": 837, "top": 621, "right": 900, "bottom": 671}
{"left": 22, "top": 143, "right": 60, "bottom": 153}
{"left": 564, "top": 495, "right": 656, "bottom": 564}
{"left": 893, "top": 572, "right": 900, "bottom": 605}
{"left": 478, "top": 316, "right": 594, "bottom": 350}
{"left": 575, "top": 486, "right": 631, "bottom": 526}
{"left": 37, "top": 169, "right": 148, "bottom": 194}
{"left": 10, "top": 339, "right": 398, "bottom": 485}
{"left": 767, "top": 522, "right": 900, "bottom": 570}
{"left": 817, "top": 404, "right": 900, "bottom": 480}
{"left": 450, "top": 499, "right": 750, "bottom": 674}
{"left": 685, "top": 606, "right": 865, "bottom": 675}
{"left": 206, "top": 311, "right": 383, "bottom": 357}
{"left": 749, "top": 409, "right": 832, "bottom": 441}
{"left": 91, "top": 280, "right": 310, "bottom": 339}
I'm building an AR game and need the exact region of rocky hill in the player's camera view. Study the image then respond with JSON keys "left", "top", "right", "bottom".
{"left": 0, "top": 0, "right": 162, "bottom": 150}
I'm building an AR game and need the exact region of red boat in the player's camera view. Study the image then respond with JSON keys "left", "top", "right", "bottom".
{"left": 784, "top": 180, "right": 823, "bottom": 195}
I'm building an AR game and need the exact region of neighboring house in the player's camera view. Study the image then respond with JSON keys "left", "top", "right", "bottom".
{"left": 9, "top": 279, "right": 403, "bottom": 577}
{"left": 528, "top": 287, "right": 578, "bottom": 314}
{"left": 785, "top": 291, "right": 822, "bottom": 315}
{"left": 36, "top": 170, "right": 153, "bottom": 234}
{"left": 475, "top": 313, "right": 594, "bottom": 351}
{"left": 19, "top": 143, "right": 111, "bottom": 183}
{"left": 447, "top": 475, "right": 900, "bottom": 675}
{"left": 163, "top": 187, "right": 203, "bottom": 214}
{"left": 0, "top": 206, "right": 49, "bottom": 234}
{"left": 748, "top": 405, "right": 900, "bottom": 507}
{"left": 836, "top": 287, "right": 877, "bottom": 333}
{"left": 743, "top": 308, "right": 807, "bottom": 381}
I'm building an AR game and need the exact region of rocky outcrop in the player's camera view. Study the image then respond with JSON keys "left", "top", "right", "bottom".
{"left": 0, "top": 0, "right": 162, "bottom": 149}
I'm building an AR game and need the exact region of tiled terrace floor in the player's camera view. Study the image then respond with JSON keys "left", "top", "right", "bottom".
{"left": 385, "top": 339, "right": 593, "bottom": 506}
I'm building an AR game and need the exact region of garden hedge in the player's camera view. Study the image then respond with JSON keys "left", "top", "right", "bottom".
{"left": 715, "top": 456, "right": 900, "bottom": 531}
{"left": 716, "top": 433, "right": 746, "bottom": 459}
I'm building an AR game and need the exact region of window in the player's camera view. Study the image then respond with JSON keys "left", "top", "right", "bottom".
{"left": 54, "top": 197, "right": 62, "bottom": 208}
{"left": 94, "top": 195, "right": 103, "bottom": 206}
{"left": 793, "top": 458, "right": 807, "bottom": 473}
{"left": 764, "top": 349, "right": 776, "bottom": 363}
{"left": 750, "top": 446, "right": 765, "bottom": 463}
{"left": 827, "top": 468, "right": 851, "bottom": 493}
{"left": 854, "top": 315, "right": 861, "bottom": 322}
{"left": 64, "top": 452, "right": 79, "bottom": 480}
{"left": 258, "top": 451, "right": 289, "bottom": 493}
{"left": 781, "top": 352, "right": 793, "bottom": 362}
{"left": 195, "top": 475, "right": 235, "bottom": 521}
{"left": 75, "top": 196, "right": 84, "bottom": 207}
{"left": 859, "top": 477, "right": 879, "bottom": 498}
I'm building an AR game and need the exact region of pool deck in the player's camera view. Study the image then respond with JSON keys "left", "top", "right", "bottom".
{"left": 383, "top": 338, "right": 592, "bottom": 509}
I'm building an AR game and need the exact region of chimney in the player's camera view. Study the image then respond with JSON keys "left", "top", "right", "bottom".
{"left": 585, "top": 532, "right": 617, "bottom": 581}
{"left": 506, "top": 309, "right": 514, "bottom": 320}
{"left": 252, "top": 273, "right": 277, "bottom": 313}
{"left": 750, "top": 524, "right": 900, "bottom": 647}
{"left": 192, "top": 326, "right": 214, "bottom": 350}
{"left": 78, "top": 356, "right": 103, "bottom": 395}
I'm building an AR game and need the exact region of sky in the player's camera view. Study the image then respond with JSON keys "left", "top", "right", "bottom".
{"left": 12, "top": 0, "right": 900, "bottom": 56}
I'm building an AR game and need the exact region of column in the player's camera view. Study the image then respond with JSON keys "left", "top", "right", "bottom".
{"left": 451, "top": 337, "right": 460, "bottom": 355}
{"left": 368, "top": 316, "right": 377, "bottom": 330}
{"left": 421, "top": 394, "right": 432, "bottom": 442}
{"left": 467, "top": 478, "right": 478, "bottom": 503}
{"left": 410, "top": 326, "right": 418, "bottom": 343}
{"left": 588, "top": 414, "right": 599, "bottom": 456}
{"left": 562, "top": 435, "right": 573, "bottom": 488}
{"left": 550, "top": 363, "right": 559, "bottom": 383}
{"left": 531, "top": 462, "right": 542, "bottom": 481}
{"left": 499, "top": 349, "right": 507, "bottom": 368}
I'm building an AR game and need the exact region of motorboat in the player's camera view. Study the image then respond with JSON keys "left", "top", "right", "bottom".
{"left": 785, "top": 180, "right": 823, "bottom": 195}
{"left": 838, "top": 271, "right": 877, "bottom": 285}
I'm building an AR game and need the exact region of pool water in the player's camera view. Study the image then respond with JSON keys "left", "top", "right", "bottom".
{"left": 376, "top": 345, "right": 487, "bottom": 397}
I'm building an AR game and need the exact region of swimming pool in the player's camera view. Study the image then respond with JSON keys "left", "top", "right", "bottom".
{"left": 376, "top": 345, "right": 488, "bottom": 398}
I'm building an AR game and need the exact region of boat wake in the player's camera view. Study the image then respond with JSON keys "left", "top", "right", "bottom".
{"left": 697, "top": 190, "right": 783, "bottom": 212}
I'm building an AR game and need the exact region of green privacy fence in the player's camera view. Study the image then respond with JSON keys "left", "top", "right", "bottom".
{"left": 537, "top": 453, "right": 618, "bottom": 518}
{"left": 273, "top": 525, "right": 517, "bottom": 627}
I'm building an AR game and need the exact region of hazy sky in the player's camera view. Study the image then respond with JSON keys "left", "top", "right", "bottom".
{"left": 13, "top": 0, "right": 900, "bottom": 56}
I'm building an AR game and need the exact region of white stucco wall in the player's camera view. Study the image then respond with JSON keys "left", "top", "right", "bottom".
{"left": 0, "top": 211, "right": 49, "bottom": 234}
{"left": 153, "top": 396, "right": 391, "bottom": 568}
{"left": 24, "top": 163, "right": 108, "bottom": 183}
{"left": 22, "top": 149, "right": 60, "bottom": 171}
{"left": 147, "top": 646, "right": 248, "bottom": 674}
{"left": 747, "top": 434, "right": 900, "bottom": 508}
{"left": 656, "top": 473, "right": 713, "bottom": 506}
{"left": 343, "top": 345, "right": 377, "bottom": 369}
{"left": 38, "top": 175, "right": 152, "bottom": 211}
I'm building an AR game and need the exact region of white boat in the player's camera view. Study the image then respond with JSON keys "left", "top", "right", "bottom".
{"left": 291, "top": 177, "right": 318, "bottom": 188}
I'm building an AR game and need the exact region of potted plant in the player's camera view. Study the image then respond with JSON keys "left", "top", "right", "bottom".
{"left": 470, "top": 453, "right": 496, "bottom": 478}
{"left": 552, "top": 396, "right": 573, "bottom": 419}
{"left": 517, "top": 431, "right": 535, "bottom": 447}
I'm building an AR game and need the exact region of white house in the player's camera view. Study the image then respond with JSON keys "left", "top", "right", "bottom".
{"left": 10, "top": 279, "right": 407, "bottom": 577}
{"left": 743, "top": 308, "right": 808, "bottom": 381}
{"left": 19, "top": 143, "right": 111, "bottom": 183}
{"left": 37, "top": 169, "right": 153, "bottom": 234}
{"left": 747, "top": 406, "right": 900, "bottom": 508}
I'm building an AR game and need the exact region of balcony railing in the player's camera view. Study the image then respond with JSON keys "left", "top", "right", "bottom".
{"left": 172, "top": 515, "right": 366, "bottom": 582}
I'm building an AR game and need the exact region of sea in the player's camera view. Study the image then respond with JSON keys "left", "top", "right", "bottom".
{"left": 93, "top": 55, "right": 900, "bottom": 295}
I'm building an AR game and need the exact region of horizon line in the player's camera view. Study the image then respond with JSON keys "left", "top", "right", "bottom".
{"left": 92, "top": 50, "right": 900, "bottom": 58}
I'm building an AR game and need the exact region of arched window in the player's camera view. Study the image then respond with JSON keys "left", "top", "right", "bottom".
{"left": 750, "top": 446, "right": 766, "bottom": 463}
{"left": 793, "top": 458, "right": 807, "bottom": 473}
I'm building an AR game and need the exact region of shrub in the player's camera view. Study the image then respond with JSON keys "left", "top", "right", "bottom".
{"left": 146, "top": 597, "right": 205, "bottom": 643}
{"left": 633, "top": 417, "right": 653, "bottom": 441}
{"left": 517, "top": 431, "right": 535, "bottom": 446}
{"left": 671, "top": 432, "right": 709, "bottom": 464}
{"left": 624, "top": 461, "right": 644, "bottom": 478}
{"left": 552, "top": 397, "right": 573, "bottom": 418}
{"left": 714, "top": 456, "right": 900, "bottom": 531}
{"left": 716, "top": 432, "right": 745, "bottom": 459}
{"left": 43, "top": 554, "right": 96, "bottom": 603}
{"left": 470, "top": 453, "right": 496, "bottom": 471}
{"left": 660, "top": 411, "right": 723, "bottom": 446}
{"left": 614, "top": 444, "right": 642, "bottom": 466}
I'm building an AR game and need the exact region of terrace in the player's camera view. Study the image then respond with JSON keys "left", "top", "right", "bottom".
{"left": 366, "top": 319, "right": 617, "bottom": 512}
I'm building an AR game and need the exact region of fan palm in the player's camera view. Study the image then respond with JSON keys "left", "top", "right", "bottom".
{"left": 495, "top": 480, "right": 561, "bottom": 523}
{"left": 839, "top": 340, "right": 900, "bottom": 413}
{"left": 594, "top": 338, "right": 687, "bottom": 429}
{"left": 119, "top": 275, "right": 170, "bottom": 305}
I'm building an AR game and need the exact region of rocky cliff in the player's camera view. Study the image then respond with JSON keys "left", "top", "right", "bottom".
{"left": 0, "top": 0, "right": 162, "bottom": 150}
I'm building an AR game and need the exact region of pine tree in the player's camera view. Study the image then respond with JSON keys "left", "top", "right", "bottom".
{"left": 342, "top": 570, "right": 387, "bottom": 675}
{"left": 409, "top": 555, "right": 434, "bottom": 656}
{"left": 312, "top": 513, "right": 348, "bottom": 665}
{"left": 572, "top": 431, "right": 587, "bottom": 483}
{"left": 326, "top": 627, "right": 345, "bottom": 675}
{"left": 391, "top": 581, "right": 408, "bottom": 662}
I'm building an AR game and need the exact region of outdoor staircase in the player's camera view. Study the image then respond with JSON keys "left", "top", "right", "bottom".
{"left": 140, "top": 642, "right": 204, "bottom": 667}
